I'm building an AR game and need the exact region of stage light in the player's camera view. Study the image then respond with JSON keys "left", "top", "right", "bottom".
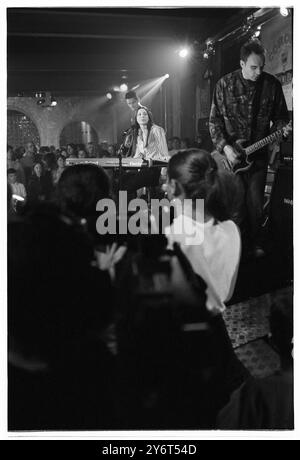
{"left": 106, "top": 92, "right": 113, "bottom": 100}
{"left": 50, "top": 96, "right": 57, "bottom": 107}
{"left": 120, "top": 83, "right": 128, "bottom": 92}
{"left": 35, "top": 92, "right": 44, "bottom": 99}
{"left": 203, "top": 38, "right": 215, "bottom": 59}
{"left": 164, "top": 74, "right": 170, "bottom": 79}
{"left": 253, "top": 25, "right": 262, "bottom": 38}
{"left": 280, "top": 7, "right": 289, "bottom": 17}
{"left": 179, "top": 48, "right": 189, "bottom": 58}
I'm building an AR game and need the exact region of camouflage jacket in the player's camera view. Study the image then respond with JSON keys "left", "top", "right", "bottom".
{"left": 209, "top": 69, "right": 289, "bottom": 157}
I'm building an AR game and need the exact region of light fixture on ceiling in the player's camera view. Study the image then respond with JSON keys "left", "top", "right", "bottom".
{"left": 37, "top": 98, "right": 45, "bottom": 105}
{"left": 35, "top": 91, "right": 45, "bottom": 105}
{"left": 50, "top": 96, "right": 57, "bottom": 107}
{"left": 241, "top": 14, "right": 255, "bottom": 35}
{"left": 179, "top": 48, "right": 189, "bottom": 58}
{"left": 254, "top": 25, "right": 262, "bottom": 37}
{"left": 120, "top": 83, "right": 128, "bottom": 92}
{"left": 280, "top": 7, "right": 290, "bottom": 17}
{"left": 203, "top": 39, "right": 215, "bottom": 59}
{"left": 35, "top": 91, "right": 44, "bottom": 99}
{"left": 35, "top": 91, "right": 57, "bottom": 107}
{"left": 251, "top": 24, "right": 262, "bottom": 40}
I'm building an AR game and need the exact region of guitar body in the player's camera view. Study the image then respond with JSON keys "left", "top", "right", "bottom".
{"left": 212, "top": 139, "right": 254, "bottom": 174}
{"left": 211, "top": 122, "right": 292, "bottom": 174}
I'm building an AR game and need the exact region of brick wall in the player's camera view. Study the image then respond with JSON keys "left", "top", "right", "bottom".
{"left": 7, "top": 96, "right": 115, "bottom": 148}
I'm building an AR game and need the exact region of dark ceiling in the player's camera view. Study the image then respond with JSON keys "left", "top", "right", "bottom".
{"left": 7, "top": 7, "right": 257, "bottom": 96}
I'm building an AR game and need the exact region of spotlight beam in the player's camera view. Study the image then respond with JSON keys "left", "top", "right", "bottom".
{"left": 142, "top": 75, "right": 169, "bottom": 102}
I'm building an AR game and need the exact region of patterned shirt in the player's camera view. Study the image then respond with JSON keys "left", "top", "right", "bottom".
{"left": 209, "top": 69, "right": 289, "bottom": 158}
{"left": 134, "top": 124, "right": 169, "bottom": 161}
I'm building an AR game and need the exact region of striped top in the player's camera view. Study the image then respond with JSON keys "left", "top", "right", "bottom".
{"left": 134, "top": 124, "right": 169, "bottom": 161}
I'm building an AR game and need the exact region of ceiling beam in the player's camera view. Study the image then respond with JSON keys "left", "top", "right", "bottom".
{"left": 8, "top": 32, "right": 171, "bottom": 41}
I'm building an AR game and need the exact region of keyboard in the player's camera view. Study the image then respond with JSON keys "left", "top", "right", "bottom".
{"left": 65, "top": 157, "right": 169, "bottom": 169}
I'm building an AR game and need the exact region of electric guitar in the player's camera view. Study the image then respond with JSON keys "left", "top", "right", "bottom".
{"left": 212, "top": 121, "right": 292, "bottom": 174}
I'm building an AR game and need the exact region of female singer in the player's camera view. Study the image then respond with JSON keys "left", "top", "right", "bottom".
{"left": 133, "top": 106, "right": 169, "bottom": 161}
{"left": 122, "top": 107, "right": 169, "bottom": 193}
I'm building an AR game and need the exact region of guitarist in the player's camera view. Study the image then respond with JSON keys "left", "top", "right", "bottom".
{"left": 209, "top": 40, "right": 289, "bottom": 257}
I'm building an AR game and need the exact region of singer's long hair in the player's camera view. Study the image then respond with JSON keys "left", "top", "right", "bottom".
{"left": 134, "top": 106, "right": 154, "bottom": 147}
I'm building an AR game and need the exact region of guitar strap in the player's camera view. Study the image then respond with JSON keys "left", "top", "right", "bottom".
{"left": 250, "top": 76, "right": 264, "bottom": 144}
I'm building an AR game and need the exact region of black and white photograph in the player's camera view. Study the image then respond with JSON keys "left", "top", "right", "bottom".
{"left": 4, "top": 1, "right": 295, "bottom": 440}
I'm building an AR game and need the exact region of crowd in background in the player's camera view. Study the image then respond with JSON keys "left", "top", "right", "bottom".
{"left": 7, "top": 141, "right": 115, "bottom": 207}
{"left": 7, "top": 141, "right": 293, "bottom": 431}
{"left": 7, "top": 134, "right": 208, "bottom": 209}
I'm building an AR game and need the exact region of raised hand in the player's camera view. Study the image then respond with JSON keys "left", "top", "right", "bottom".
{"left": 95, "top": 243, "right": 127, "bottom": 279}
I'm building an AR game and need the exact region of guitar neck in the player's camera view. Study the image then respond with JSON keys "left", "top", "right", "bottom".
{"left": 245, "top": 129, "right": 283, "bottom": 155}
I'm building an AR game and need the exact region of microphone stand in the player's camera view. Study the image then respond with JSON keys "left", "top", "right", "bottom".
{"left": 116, "top": 142, "right": 126, "bottom": 208}
{"left": 116, "top": 127, "right": 135, "bottom": 207}
{"left": 147, "top": 158, "right": 153, "bottom": 210}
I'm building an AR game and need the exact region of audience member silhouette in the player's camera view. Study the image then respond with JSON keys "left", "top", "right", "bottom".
{"left": 8, "top": 203, "right": 116, "bottom": 430}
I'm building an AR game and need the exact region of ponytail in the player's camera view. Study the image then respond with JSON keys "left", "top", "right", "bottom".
{"left": 168, "top": 149, "right": 240, "bottom": 221}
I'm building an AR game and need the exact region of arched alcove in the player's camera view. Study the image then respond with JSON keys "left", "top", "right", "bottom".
{"left": 59, "top": 121, "right": 98, "bottom": 147}
{"left": 7, "top": 109, "right": 40, "bottom": 149}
